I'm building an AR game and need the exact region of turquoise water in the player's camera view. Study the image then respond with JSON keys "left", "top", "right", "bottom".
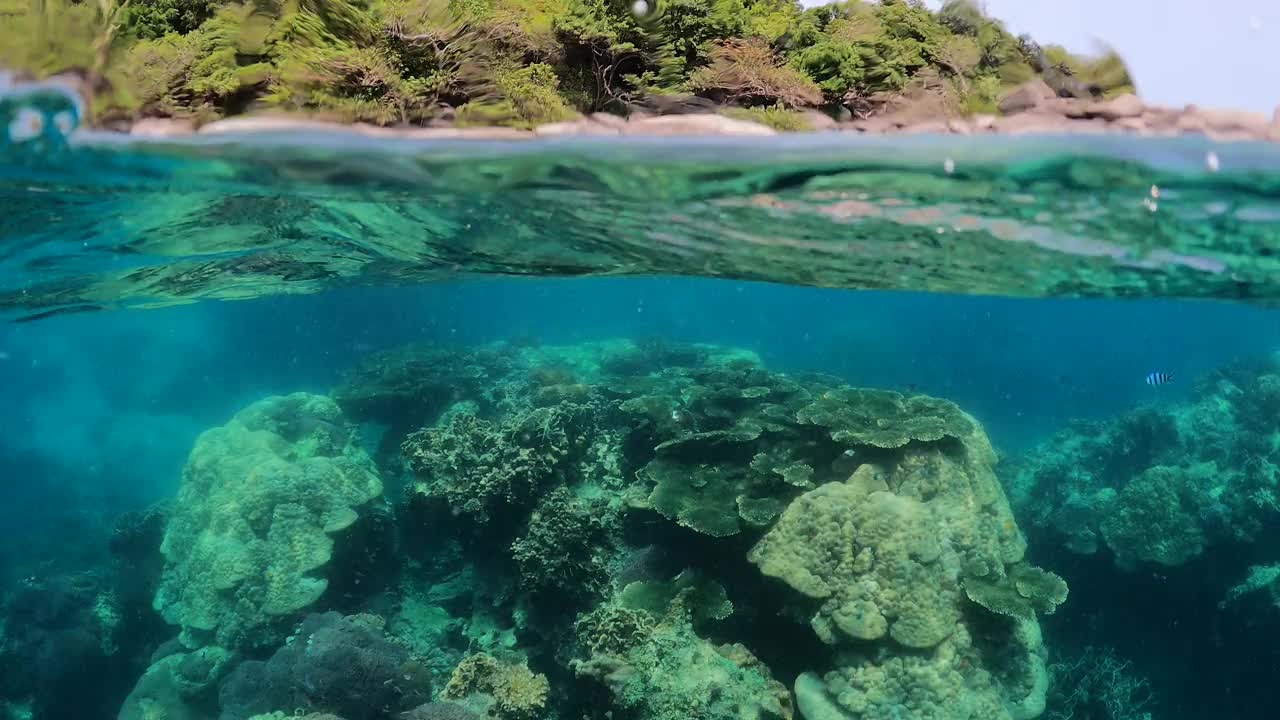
{"left": 3, "top": 85, "right": 1280, "bottom": 720}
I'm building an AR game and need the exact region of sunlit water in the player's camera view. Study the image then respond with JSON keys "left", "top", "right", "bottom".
{"left": 2, "top": 83, "right": 1279, "bottom": 720}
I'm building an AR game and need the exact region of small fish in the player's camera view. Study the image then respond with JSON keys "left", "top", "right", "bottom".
{"left": 1145, "top": 371, "right": 1174, "bottom": 386}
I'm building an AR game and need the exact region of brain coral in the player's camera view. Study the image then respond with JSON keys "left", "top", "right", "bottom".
{"left": 154, "top": 393, "right": 382, "bottom": 650}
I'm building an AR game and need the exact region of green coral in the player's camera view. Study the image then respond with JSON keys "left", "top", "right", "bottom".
{"left": 153, "top": 393, "right": 383, "bottom": 650}
{"left": 619, "top": 569, "right": 734, "bottom": 628}
{"left": 510, "top": 486, "right": 615, "bottom": 602}
{"left": 1011, "top": 356, "right": 1280, "bottom": 570}
{"left": 118, "top": 646, "right": 237, "bottom": 720}
{"left": 1098, "top": 463, "right": 1211, "bottom": 569}
{"left": 750, "top": 432, "right": 1031, "bottom": 648}
{"left": 964, "top": 564, "right": 1069, "bottom": 621}
{"left": 572, "top": 613, "right": 791, "bottom": 720}
{"left": 795, "top": 387, "right": 976, "bottom": 449}
{"left": 795, "top": 618, "right": 1048, "bottom": 720}
{"left": 403, "top": 403, "right": 590, "bottom": 524}
{"left": 751, "top": 416, "right": 1053, "bottom": 720}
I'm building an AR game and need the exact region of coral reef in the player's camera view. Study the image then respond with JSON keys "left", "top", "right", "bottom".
{"left": 218, "top": 612, "right": 431, "bottom": 720}
{"left": 752, "top": 405, "right": 1057, "bottom": 720}
{"left": 4, "top": 339, "right": 1090, "bottom": 720}
{"left": 1009, "top": 354, "right": 1280, "bottom": 569}
{"left": 118, "top": 645, "right": 236, "bottom": 720}
{"left": 153, "top": 393, "right": 384, "bottom": 650}
{"left": 571, "top": 604, "right": 791, "bottom": 720}
{"left": 402, "top": 403, "right": 593, "bottom": 526}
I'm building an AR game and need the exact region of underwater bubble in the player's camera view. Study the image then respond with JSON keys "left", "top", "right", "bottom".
{"left": 631, "top": 0, "right": 651, "bottom": 17}
{"left": 944, "top": 157, "right": 955, "bottom": 174}
{"left": 1206, "top": 151, "right": 1221, "bottom": 172}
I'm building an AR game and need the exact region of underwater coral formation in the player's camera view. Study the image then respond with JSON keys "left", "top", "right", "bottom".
{"left": 1010, "top": 354, "right": 1280, "bottom": 569}
{"left": 2, "top": 338, "right": 1085, "bottom": 720}
{"left": 153, "top": 393, "right": 385, "bottom": 651}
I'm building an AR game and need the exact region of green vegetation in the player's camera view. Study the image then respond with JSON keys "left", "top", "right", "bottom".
{"left": 0, "top": 0, "right": 1133, "bottom": 127}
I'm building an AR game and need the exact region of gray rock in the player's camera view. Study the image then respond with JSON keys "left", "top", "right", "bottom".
{"left": 997, "top": 79, "right": 1057, "bottom": 114}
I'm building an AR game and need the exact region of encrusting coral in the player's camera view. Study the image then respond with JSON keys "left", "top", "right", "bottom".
{"left": 152, "top": 393, "right": 383, "bottom": 650}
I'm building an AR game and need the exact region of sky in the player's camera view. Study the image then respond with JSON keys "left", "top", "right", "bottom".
{"left": 806, "top": 0, "right": 1280, "bottom": 113}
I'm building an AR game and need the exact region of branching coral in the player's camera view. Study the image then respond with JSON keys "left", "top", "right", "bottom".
{"left": 153, "top": 393, "right": 383, "bottom": 651}
{"left": 571, "top": 611, "right": 791, "bottom": 720}
{"left": 402, "top": 403, "right": 592, "bottom": 524}
{"left": 510, "top": 486, "right": 616, "bottom": 602}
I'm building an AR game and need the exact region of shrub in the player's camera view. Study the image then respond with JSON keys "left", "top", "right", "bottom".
{"left": 721, "top": 103, "right": 813, "bottom": 131}
{"left": 689, "top": 38, "right": 821, "bottom": 108}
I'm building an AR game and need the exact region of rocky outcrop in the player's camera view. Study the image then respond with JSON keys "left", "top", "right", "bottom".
{"left": 128, "top": 89, "right": 1280, "bottom": 141}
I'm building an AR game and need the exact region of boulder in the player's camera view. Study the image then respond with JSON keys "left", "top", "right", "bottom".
{"left": 1081, "top": 93, "right": 1145, "bottom": 120}
{"left": 1176, "top": 106, "right": 1271, "bottom": 139}
{"left": 623, "top": 113, "right": 776, "bottom": 136}
{"left": 533, "top": 117, "right": 620, "bottom": 137}
{"left": 997, "top": 79, "right": 1057, "bottom": 114}
{"left": 130, "top": 118, "right": 196, "bottom": 137}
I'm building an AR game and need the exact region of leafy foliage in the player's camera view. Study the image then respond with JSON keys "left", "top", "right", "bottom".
{"left": 0, "top": 0, "right": 1134, "bottom": 126}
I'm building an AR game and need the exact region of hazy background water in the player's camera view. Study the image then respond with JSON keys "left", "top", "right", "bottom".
{"left": 2, "top": 275, "right": 1276, "bottom": 518}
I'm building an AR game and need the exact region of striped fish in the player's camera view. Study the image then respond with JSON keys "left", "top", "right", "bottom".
{"left": 1145, "top": 371, "right": 1174, "bottom": 386}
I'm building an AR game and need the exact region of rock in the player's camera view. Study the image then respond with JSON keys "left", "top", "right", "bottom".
{"left": 533, "top": 117, "right": 620, "bottom": 137}
{"left": 1111, "top": 116, "right": 1151, "bottom": 133}
{"left": 990, "top": 112, "right": 1076, "bottom": 134}
{"left": 130, "top": 118, "right": 196, "bottom": 137}
{"left": 198, "top": 116, "right": 354, "bottom": 135}
{"left": 970, "top": 114, "right": 997, "bottom": 132}
{"left": 1176, "top": 106, "right": 1271, "bottom": 139}
{"left": 997, "top": 79, "right": 1057, "bottom": 114}
{"left": 843, "top": 115, "right": 901, "bottom": 134}
{"left": 1082, "top": 93, "right": 1145, "bottom": 120}
{"left": 801, "top": 110, "right": 837, "bottom": 130}
{"left": 588, "top": 112, "right": 628, "bottom": 129}
{"left": 197, "top": 116, "right": 533, "bottom": 139}
{"left": 623, "top": 114, "right": 776, "bottom": 136}
{"left": 898, "top": 119, "right": 950, "bottom": 135}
